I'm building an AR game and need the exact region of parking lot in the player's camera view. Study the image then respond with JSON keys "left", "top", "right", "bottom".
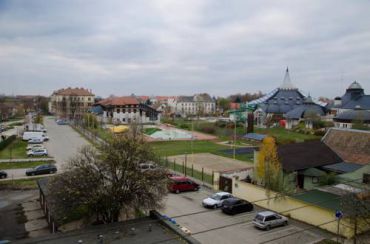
{"left": 0, "top": 117, "right": 89, "bottom": 180}
{"left": 162, "top": 188, "right": 332, "bottom": 244}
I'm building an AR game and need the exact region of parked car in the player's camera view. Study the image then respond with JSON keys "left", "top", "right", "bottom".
{"left": 202, "top": 192, "right": 233, "bottom": 208}
{"left": 26, "top": 164, "right": 57, "bottom": 176}
{"left": 23, "top": 131, "right": 48, "bottom": 141}
{"left": 168, "top": 176, "right": 199, "bottom": 193}
{"left": 27, "top": 148, "right": 48, "bottom": 157}
{"left": 253, "top": 211, "right": 288, "bottom": 230}
{"left": 26, "top": 144, "right": 45, "bottom": 151}
{"left": 28, "top": 138, "right": 44, "bottom": 144}
{"left": 138, "top": 162, "right": 157, "bottom": 171}
{"left": 56, "top": 119, "right": 69, "bottom": 125}
{"left": 0, "top": 170, "right": 7, "bottom": 179}
{"left": 221, "top": 197, "right": 254, "bottom": 215}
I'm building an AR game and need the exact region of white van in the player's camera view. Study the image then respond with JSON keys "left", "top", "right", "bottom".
{"left": 22, "top": 131, "right": 49, "bottom": 141}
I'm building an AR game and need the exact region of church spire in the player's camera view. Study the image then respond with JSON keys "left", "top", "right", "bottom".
{"left": 280, "top": 66, "right": 295, "bottom": 90}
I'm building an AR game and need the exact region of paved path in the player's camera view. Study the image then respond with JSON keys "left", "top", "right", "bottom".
{"left": 0, "top": 158, "right": 53, "bottom": 163}
{"left": 0, "top": 117, "right": 90, "bottom": 180}
{"left": 42, "top": 116, "right": 90, "bottom": 169}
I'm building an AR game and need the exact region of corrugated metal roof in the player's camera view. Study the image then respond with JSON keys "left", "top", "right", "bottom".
{"left": 321, "top": 162, "right": 364, "bottom": 173}
{"left": 243, "top": 133, "right": 267, "bottom": 141}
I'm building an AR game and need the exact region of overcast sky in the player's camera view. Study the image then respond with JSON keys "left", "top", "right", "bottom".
{"left": 1, "top": 0, "right": 369, "bottom": 98}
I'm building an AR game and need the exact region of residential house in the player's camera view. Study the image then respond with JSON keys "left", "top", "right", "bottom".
{"left": 49, "top": 87, "right": 95, "bottom": 120}
{"left": 92, "top": 96, "right": 160, "bottom": 124}
{"left": 0, "top": 103, "right": 17, "bottom": 121}
{"left": 276, "top": 140, "right": 343, "bottom": 190}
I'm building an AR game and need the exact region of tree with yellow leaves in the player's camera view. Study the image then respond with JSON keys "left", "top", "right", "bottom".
{"left": 256, "top": 136, "right": 282, "bottom": 192}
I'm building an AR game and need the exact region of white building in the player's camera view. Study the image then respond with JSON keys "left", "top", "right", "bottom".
{"left": 175, "top": 93, "right": 216, "bottom": 117}
{"left": 93, "top": 96, "right": 160, "bottom": 124}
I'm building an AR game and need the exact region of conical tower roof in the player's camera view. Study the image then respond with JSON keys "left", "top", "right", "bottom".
{"left": 280, "top": 67, "right": 296, "bottom": 90}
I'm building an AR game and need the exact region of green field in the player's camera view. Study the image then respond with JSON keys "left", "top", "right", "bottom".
{"left": 0, "top": 139, "right": 50, "bottom": 159}
{"left": 150, "top": 140, "right": 254, "bottom": 163}
{"left": 144, "top": 128, "right": 161, "bottom": 135}
{"left": 0, "top": 139, "right": 28, "bottom": 159}
{"left": 161, "top": 118, "right": 320, "bottom": 144}
{"left": 0, "top": 160, "right": 54, "bottom": 170}
{"left": 0, "top": 176, "right": 46, "bottom": 189}
{"left": 255, "top": 127, "right": 320, "bottom": 144}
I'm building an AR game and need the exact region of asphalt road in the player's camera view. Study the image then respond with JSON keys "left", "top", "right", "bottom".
{"left": 1, "top": 117, "right": 89, "bottom": 180}
{"left": 42, "top": 116, "right": 89, "bottom": 169}
{"left": 162, "top": 188, "right": 332, "bottom": 244}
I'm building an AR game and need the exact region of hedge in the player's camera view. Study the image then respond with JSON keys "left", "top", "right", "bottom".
{"left": 0, "top": 135, "right": 17, "bottom": 151}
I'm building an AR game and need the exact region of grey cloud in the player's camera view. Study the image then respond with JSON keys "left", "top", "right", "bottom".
{"left": 0, "top": 0, "right": 369, "bottom": 98}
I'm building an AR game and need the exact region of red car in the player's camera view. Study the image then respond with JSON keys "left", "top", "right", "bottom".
{"left": 168, "top": 176, "right": 199, "bottom": 193}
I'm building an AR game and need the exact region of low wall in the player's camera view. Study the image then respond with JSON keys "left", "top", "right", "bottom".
{"left": 232, "top": 179, "right": 361, "bottom": 238}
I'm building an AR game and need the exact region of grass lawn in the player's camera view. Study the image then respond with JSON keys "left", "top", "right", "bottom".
{"left": 144, "top": 128, "right": 161, "bottom": 135}
{"left": 0, "top": 139, "right": 28, "bottom": 159}
{"left": 151, "top": 140, "right": 228, "bottom": 157}
{"left": 255, "top": 127, "right": 320, "bottom": 144}
{"left": 150, "top": 140, "right": 254, "bottom": 163}
{"left": 0, "top": 160, "right": 55, "bottom": 170}
{"left": 0, "top": 176, "right": 46, "bottom": 189}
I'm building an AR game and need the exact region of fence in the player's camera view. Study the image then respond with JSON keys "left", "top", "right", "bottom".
{"left": 158, "top": 157, "right": 214, "bottom": 186}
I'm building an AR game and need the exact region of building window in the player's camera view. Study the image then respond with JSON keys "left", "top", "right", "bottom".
{"left": 117, "top": 109, "right": 120, "bottom": 113}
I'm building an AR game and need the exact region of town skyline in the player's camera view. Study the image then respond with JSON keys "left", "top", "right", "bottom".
{"left": 1, "top": 0, "right": 370, "bottom": 98}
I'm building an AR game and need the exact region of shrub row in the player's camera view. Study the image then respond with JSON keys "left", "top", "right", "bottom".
{"left": 0, "top": 135, "right": 16, "bottom": 151}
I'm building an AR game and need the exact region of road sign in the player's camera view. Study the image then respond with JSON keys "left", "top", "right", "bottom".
{"left": 335, "top": 210, "right": 343, "bottom": 219}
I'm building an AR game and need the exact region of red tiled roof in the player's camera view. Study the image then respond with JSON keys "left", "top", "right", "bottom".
{"left": 53, "top": 87, "right": 94, "bottom": 96}
{"left": 230, "top": 103, "right": 240, "bottom": 109}
{"left": 323, "top": 128, "right": 370, "bottom": 165}
{"left": 97, "top": 96, "right": 140, "bottom": 106}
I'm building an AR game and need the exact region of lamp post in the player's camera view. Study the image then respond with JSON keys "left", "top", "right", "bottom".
{"left": 233, "top": 118, "right": 236, "bottom": 159}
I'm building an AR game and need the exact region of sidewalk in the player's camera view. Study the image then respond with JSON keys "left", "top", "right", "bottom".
{"left": 0, "top": 158, "right": 54, "bottom": 163}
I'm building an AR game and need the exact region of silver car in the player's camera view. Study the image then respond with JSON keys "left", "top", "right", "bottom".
{"left": 253, "top": 211, "right": 288, "bottom": 230}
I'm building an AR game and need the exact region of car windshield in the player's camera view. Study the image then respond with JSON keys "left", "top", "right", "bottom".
{"left": 211, "top": 194, "right": 222, "bottom": 200}
{"left": 255, "top": 214, "right": 264, "bottom": 221}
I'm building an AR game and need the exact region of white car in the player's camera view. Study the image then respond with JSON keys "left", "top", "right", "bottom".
{"left": 27, "top": 148, "right": 48, "bottom": 157}
{"left": 26, "top": 144, "right": 45, "bottom": 151}
{"left": 202, "top": 192, "right": 233, "bottom": 209}
{"left": 253, "top": 211, "right": 288, "bottom": 230}
{"left": 28, "top": 138, "right": 44, "bottom": 144}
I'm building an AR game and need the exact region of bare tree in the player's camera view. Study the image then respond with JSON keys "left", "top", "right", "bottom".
{"left": 341, "top": 187, "right": 370, "bottom": 244}
{"left": 48, "top": 128, "right": 168, "bottom": 224}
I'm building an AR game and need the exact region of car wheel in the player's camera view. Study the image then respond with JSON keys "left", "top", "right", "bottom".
{"left": 265, "top": 225, "right": 270, "bottom": 231}
{"left": 284, "top": 221, "right": 288, "bottom": 226}
{"left": 175, "top": 189, "right": 180, "bottom": 194}
{"left": 213, "top": 204, "right": 217, "bottom": 209}
{"left": 31, "top": 173, "right": 35, "bottom": 176}
{"left": 194, "top": 187, "right": 199, "bottom": 191}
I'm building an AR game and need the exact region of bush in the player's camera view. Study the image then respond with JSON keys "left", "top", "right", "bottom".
{"left": 179, "top": 124, "right": 190, "bottom": 130}
{"left": 314, "top": 130, "right": 326, "bottom": 136}
{"left": 215, "top": 120, "right": 227, "bottom": 128}
{"left": 200, "top": 126, "right": 216, "bottom": 134}
{"left": 0, "top": 135, "right": 17, "bottom": 151}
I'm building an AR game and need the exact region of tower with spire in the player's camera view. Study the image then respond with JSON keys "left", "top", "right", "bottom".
{"left": 251, "top": 67, "right": 306, "bottom": 114}
{"left": 280, "top": 67, "right": 296, "bottom": 90}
